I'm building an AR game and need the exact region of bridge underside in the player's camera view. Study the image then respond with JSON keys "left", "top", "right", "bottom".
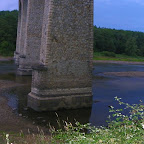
{"left": 15, "top": 0, "right": 93, "bottom": 111}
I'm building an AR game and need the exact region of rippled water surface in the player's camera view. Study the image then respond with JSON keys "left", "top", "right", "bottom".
{"left": 1, "top": 61, "right": 144, "bottom": 128}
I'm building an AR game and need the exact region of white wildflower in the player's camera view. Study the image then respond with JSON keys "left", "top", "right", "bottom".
{"left": 141, "top": 123, "right": 144, "bottom": 129}
{"left": 6, "top": 134, "right": 10, "bottom": 144}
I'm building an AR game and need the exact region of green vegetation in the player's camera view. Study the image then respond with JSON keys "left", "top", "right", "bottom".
{"left": 1, "top": 10, "right": 144, "bottom": 61}
{"left": 94, "top": 26, "right": 144, "bottom": 59}
{"left": 52, "top": 97, "right": 144, "bottom": 144}
{"left": 93, "top": 52, "right": 144, "bottom": 62}
{"left": 0, "top": 10, "right": 18, "bottom": 56}
{"left": 0, "top": 133, "right": 51, "bottom": 144}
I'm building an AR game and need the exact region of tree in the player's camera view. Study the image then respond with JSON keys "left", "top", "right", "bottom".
{"left": 0, "top": 10, "right": 18, "bottom": 56}
{"left": 125, "top": 37, "right": 138, "bottom": 56}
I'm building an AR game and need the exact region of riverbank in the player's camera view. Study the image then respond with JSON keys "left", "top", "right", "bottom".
{"left": 1, "top": 54, "right": 144, "bottom": 64}
{"left": 93, "top": 60, "right": 144, "bottom": 65}
{"left": 0, "top": 56, "right": 13, "bottom": 61}
{"left": 93, "top": 52, "right": 144, "bottom": 63}
{"left": 0, "top": 80, "right": 50, "bottom": 143}
{"left": 0, "top": 80, "right": 50, "bottom": 133}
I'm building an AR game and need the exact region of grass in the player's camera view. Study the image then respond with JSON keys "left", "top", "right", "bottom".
{"left": 52, "top": 123, "right": 144, "bottom": 144}
{"left": 0, "top": 132, "right": 51, "bottom": 144}
{"left": 51, "top": 97, "right": 144, "bottom": 144}
{"left": 93, "top": 52, "right": 144, "bottom": 62}
{"left": 1, "top": 52, "right": 144, "bottom": 63}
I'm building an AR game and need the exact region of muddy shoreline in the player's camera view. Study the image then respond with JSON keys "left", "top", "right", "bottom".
{"left": 0, "top": 56, "right": 49, "bottom": 134}
{"left": 103, "top": 71, "right": 144, "bottom": 77}
{"left": 0, "top": 56, "right": 13, "bottom": 62}
{"left": 0, "top": 80, "right": 49, "bottom": 134}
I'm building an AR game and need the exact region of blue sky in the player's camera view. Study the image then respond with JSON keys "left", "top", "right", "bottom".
{"left": 94, "top": 0, "right": 144, "bottom": 32}
{"left": 0, "top": 0, "right": 144, "bottom": 32}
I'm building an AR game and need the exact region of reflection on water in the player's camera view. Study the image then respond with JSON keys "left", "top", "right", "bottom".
{"left": 0, "top": 61, "right": 16, "bottom": 74}
{"left": 1, "top": 61, "right": 91, "bottom": 128}
{"left": 91, "top": 63, "right": 144, "bottom": 126}
{"left": 3, "top": 86, "right": 91, "bottom": 129}
{"left": 1, "top": 61, "right": 144, "bottom": 127}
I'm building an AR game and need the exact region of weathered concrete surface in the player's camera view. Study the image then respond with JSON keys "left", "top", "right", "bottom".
{"left": 16, "top": 0, "right": 28, "bottom": 68}
{"left": 14, "top": 0, "right": 22, "bottom": 65}
{"left": 28, "top": 0, "right": 93, "bottom": 111}
{"left": 17, "top": 0, "right": 45, "bottom": 75}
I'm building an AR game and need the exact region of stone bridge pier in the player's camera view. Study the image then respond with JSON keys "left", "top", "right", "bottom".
{"left": 15, "top": 0, "right": 93, "bottom": 111}
{"left": 15, "top": 0, "right": 45, "bottom": 75}
{"left": 14, "top": 0, "right": 22, "bottom": 65}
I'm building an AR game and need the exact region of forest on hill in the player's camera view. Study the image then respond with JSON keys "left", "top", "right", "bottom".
{"left": 94, "top": 26, "right": 144, "bottom": 56}
{"left": 0, "top": 10, "right": 144, "bottom": 57}
{"left": 0, "top": 10, "right": 18, "bottom": 56}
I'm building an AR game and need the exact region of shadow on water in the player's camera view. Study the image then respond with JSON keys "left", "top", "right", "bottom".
{"left": 1, "top": 61, "right": 144, "bottom": 128}
{"left": 0, "top": 61, "right": 91, "bottom": 129}
{"left": 3, "top": 85, "right": 91, "bottom": 129}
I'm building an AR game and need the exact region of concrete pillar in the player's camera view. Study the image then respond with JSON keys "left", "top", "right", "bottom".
{"left": 14, "top": 0, "right": 22, "bottom": 65}
{"left": 15, "top": 0, "right": 28, "bottom": 70}
{"left": 17, "top": 0, "right": 45, "bottom": 75}
{"left": 28, "top": 0, "right": 93, "bottom": 111}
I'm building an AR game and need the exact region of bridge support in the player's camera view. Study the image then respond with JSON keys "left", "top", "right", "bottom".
{"left": 14, "top": 0, "right": 23, "bottom": 65}
{"left": 15, "top": 0, "right": 28, "bottom": 73}
{"left": 17, "top": 0, "right": 45, "bottom": 75}
{"left": 28, "top": 0, "right": 93, "bottom": 111}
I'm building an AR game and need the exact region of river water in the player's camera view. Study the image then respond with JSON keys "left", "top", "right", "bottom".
{"left": 1, "top": 61, "right": 144, "bottom": 128}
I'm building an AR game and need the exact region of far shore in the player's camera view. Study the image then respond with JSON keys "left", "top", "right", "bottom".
{"left": 1, "top": 56, "right": 144, "bottom": 65}
{"left": 93, "top": 60, "right": 144, "bottom": 65}
{"left": 0, "top": 56, "right": 13, "bottom": 61}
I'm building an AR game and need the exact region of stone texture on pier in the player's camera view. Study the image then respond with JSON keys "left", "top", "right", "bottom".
{"left": 28, "top": 0, "right": 93, "bottom": 111}
{"left": 14, "top": 0, "right": 24, "bottom": 65}
{"left": 17, "top": 0, "right": 45, "bottom": 75}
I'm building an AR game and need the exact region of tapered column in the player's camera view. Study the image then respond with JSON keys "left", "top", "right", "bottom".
{"left": 15, "top": 0, "right": 28, "bottom": 71}
{"left": 14, "top": 0, "right": 22, "bottom": 65}
{"left": 17, "top": 0, "right": 45, "bottom": 75}
{"left": 28, "top": 0, "right": 93, "bottom": 111}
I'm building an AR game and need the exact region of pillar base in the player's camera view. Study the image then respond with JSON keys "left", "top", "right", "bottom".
{"left": 17, "top": 68, "right": 32, "bottom": 76}
{"left": 28, "top": 88, "right": 92, "bottom": 111}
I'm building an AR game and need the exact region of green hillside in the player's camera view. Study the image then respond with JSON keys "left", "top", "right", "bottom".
{"left": 0, "top": 10, "right": 18, "bottom": 56}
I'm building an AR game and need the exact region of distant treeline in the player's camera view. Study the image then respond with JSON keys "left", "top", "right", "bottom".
{"left": 94, "top": 26, "right": 144, "bottom": 56}
{"left": 0, "top": 10, "right": 18, "bottom": 56}
{"left": 1, "top": 10, "right": 144, "bottom": 57}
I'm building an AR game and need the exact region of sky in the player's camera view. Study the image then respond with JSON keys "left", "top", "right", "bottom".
{"left": 0, "top": 0, "right": 144, "bottom": 32}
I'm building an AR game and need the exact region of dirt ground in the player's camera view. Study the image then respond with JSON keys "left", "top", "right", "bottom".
{"left": 0, "top": 57, "right": 49, "bottom": 137}
{"left": 0, "top": 80, "right": 49, "bottom": 134}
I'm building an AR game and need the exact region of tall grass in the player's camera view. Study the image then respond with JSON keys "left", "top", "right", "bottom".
{"left": 52, "top": 97, "right": 144, "bottom": 144}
